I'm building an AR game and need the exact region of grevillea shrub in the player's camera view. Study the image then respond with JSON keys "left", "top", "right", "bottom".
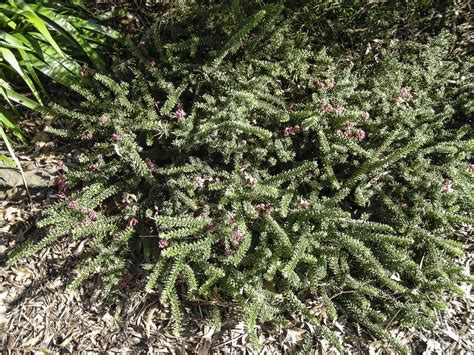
{"left": 9, "top": 4, "right": 473, "bottom": 352}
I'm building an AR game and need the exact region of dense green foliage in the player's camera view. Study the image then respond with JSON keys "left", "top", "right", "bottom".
{"left": 8, "top": 2, "right": 473, "bottom": 352}
{"left": 0, "top": 0, "right": 124, "bottom": 165}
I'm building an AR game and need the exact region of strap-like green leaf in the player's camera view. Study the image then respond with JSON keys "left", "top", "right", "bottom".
{"left": 0, "top": 47, "right": 43, "bottom": 104}
{"left": 8, "top": 0, "right": 64, "bottom": 57}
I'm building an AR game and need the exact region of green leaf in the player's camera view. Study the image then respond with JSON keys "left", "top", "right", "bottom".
{"left": 0, "top": 79, "right": 43, "bottom": 111}
{"left": 19, "top": 33, "right": 81, "bottom": 86}
{"left": 0, "top": 153, "right": 16, "bottom": 167}
{"left": 0, "top": 31, "right": 33, "bottom": 51}
{"left": 0, "top": 106, "right": 24, "bottom": 142}
{"left": 30, "top": 5, "right": 106, "bottom": 69}
{"left": 0, "top": 47, "right": 43, "bottom": 104}
{"left": 9, "top": 0, "right": 65, "bottom": 58}
{"left": 18, "top": 48, "right": 46, "bottom": 97}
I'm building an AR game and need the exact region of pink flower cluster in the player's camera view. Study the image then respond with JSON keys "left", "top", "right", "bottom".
{"left": 443, "top": 179, "right": 454, "bottom": 193}
{"left": 315, "top": 78, "right": 335, "bottom": 90}
{"left": 112, "top": 133, "right": 120, "bottom": 142}
{"left": 53, "top": 174, "right": 67, "bottom": 192}
{"left": 193, "top": 176, "right": 205, "bottom": 188}
{"left": 90, "top": 163, "right": 100, "bottom": 172}
{"left": 98, "top": 114, "right": 108, "bottom": 125}
{"left": 68, "top": 200, "right": 78, "bottom": 208}
{"left": 158, "top": 239, "right": 168, "bottom": 249}
{"left": 283, "top": 125, "right": 300, "bottom": 137}
{"left": 119, "top": 273, "right": 133, "bottom": 289}
{"left": 361, "top": 112, "right": 370, "bottom": 120}
{"left": 128, "top": 217, "right": 139, "bottom": 227}
{"left": 78, "top": 207, "right": 98, "bottom": 220}
{"left": 322, "top": 103, "right": 344, "bottom": 115}
{"left": 232, "top": 228, "right": 245, "bottom": 246}
{"left": 323, "top": 103, "right": 334, "bottom": 113}
{"left": 243, "top": 171, "right": 257, "bottom": 186}
{"left": 395, "top": 87, "right": 413, "bottom": 105}
{"left": 298, "top": 198, "right": 310, "bottom": 210}
{"left": 340, "top": 122, "right": 366, "bottom": 140}
{"left": 172, "top": 108, "right": 186, "bottom": 119}
{"left": 149, "top": 60, "right": 157, "bottom": 67}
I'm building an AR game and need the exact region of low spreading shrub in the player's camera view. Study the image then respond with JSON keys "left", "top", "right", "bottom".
{"left": 9, "top": 4, "right": 473, "bottom": 352}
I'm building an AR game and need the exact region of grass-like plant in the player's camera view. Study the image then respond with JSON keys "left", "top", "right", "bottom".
{"left": 0, "top": 0, "right": 124, "bottom": 167}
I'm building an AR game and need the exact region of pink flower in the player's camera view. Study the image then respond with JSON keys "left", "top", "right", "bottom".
{"left": 90, "top": 163, "right": 99, "bottom": 172}
{"left": 298, "top": 198, "right": 310, "bottom": 210}
{"left": 207, "top": 222, "right": 214, "bottom": 230}
{"left": 53, "top": 174, "right": 65, "bottom": 184}
{"left": 112, "top": 133, "right": 120, "bottom": 142}
{"left": 68, "top": 200, "right": 78, "bottom": 208}
{"left": 80, "top": 207, "right": 88, "bottom": 214}
{"left": 232, "top": 228, "right": 245, "bottom": 246}
{"left": 343, "top": 130, "right": 352, "bottom": 138}
{"left": 395, "top": 96, "right": 404, "bottom": 105}
{"left": 361, "top": 112, "right": 370, "bottom": 120}
{"left": 322, "top": 103, "right": 334, "bottom": 113}
{"left": 467, "top": 163, "right": 473, "bottom": 173}
{"left": 119, "top": 273, "right": 132, "bottom": 288}
{"left": 283, "top": 125, "right": 300, "bottom": 137}
{"left": 355, "top": 129, "right": 366, "bottom": 140}
{"left": 83, "top": 132, "right": 93, "bottom": 140}
{"left": 149, "top": 60, "right": 157, "bottom": 67}
{"left": 193, "top": 176, "right": 205, "bottom": 188}
{"left": 128, "top": 217, "right": 139, "bottom": 227}
{"left": 287, "top": 104, "right": 294, "bottom": 111}
{"left": 325, "top": 80, "right": 335, "bottom": 90}
{"left": 89, "top": 210, "right": 97, "bottom": 220}
{"left": 244, "top": 171, "right": 257, "bottom": 186}
{"left": 57, "top": 159, "right": 64, "bottom": 167}
{"left": 144, "top": 158, "right": 155, "bottom": 171}
{"left": 98, "top": 114, "right": 108, "bottom": 125}
{"left": 254, "top": 203, "right": 266, "bottom": 212}
{"left": 225, "top": 250, "right": 233, "bottom": 257}
{"left": 443, "top": 179, "right": 454, "bottom": 193}
{"left": 315, "top": 78, "right": 326, "bottom": 89}
{"left": 172, "top": 108, "right": 186, "bottom": 119}
{"left": 158, "top": 239, "right": 168, "bottom": 249}
{"left": 346, "top": 122, "right": 355, "bottom": 130}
